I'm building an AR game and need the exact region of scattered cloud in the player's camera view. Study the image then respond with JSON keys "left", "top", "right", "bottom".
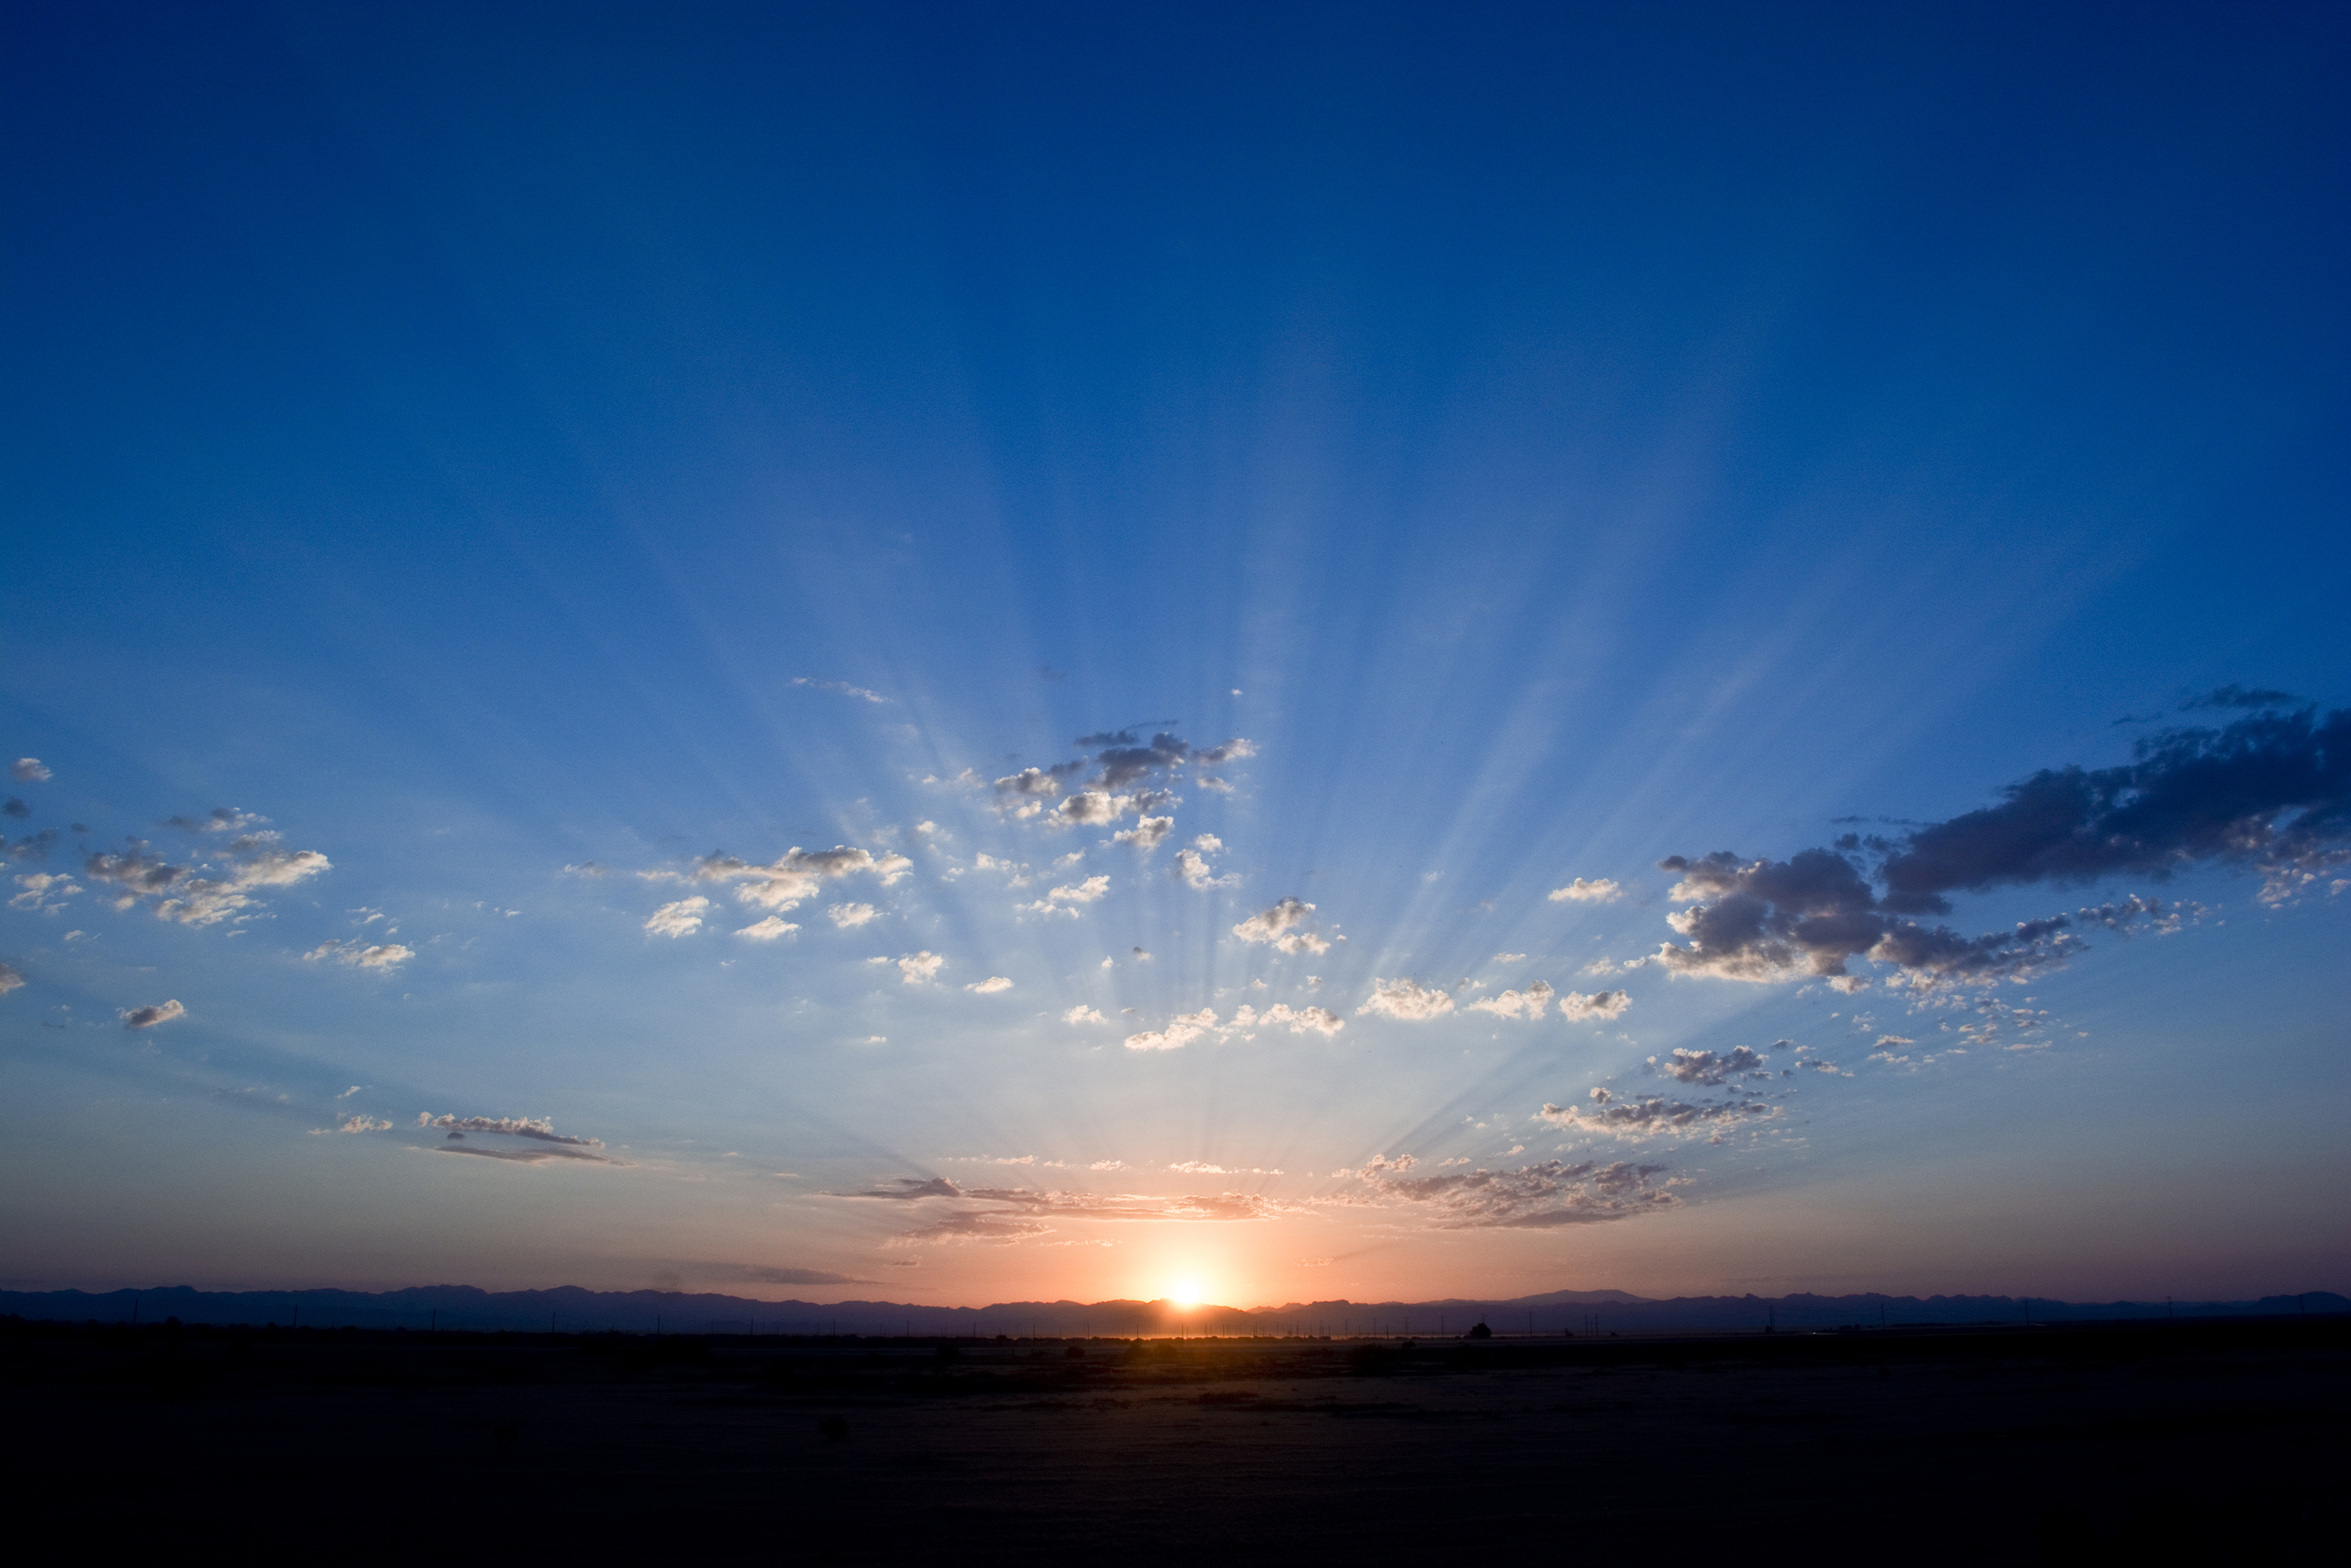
{"left": 896, "top": 951, "right": 944, "bottom": 984}
{"left": 1025, "top": 875, "right": 1110, "bottom": 914}
{"left": 0, "top": 961, "right": 25, "bottom": 997}
{"left": 792, "top": 675, "right": 886, "bottom": 703}
{"left": 417, "top": 1113, "right": 604, "bottom": 1147}
{"left": 1650, "top": 1045, "right": 1770, "bottom": 1086}
{"left": 310, "top": 1113, "right": 393, "bottom": 1135}
{"left": 1341, "top": 1156, "right": 1682, "bottom": 1228}
{"left": 1172, "top": 834, "right": 1238, "bottom": 890}
{"left": 1114, "top": 815, "right": 1173, "bottom": 851}
{"left": 734, "top": 916, "right": 799, "bottom": 941}
{"left": 1234, "top": 1002, "right": 1345, "bottom": 1037}
{"left": 1538, "top": 1091, "right": 1779, "bottom": 1142}
{"left": 1063, "top": 1005, "right": 1105, "bottom": 1024}
{"left": 1232, "top": 896, "right": 1329, "bottom": 954}
{"left": 10, "top": 871, "right": 80, "bottom": 912}
{"left": 1549, "top": 878, "right": 1622, "bottom": 904}
{"left": 122, "top": 999, "right": 187, "bottom": 1030}
{"left": 82, "top": 828, "right": 331, "bottom": 928}
{"left": 1125, "top": 1006, "right": 1220, "bottom": 1051}
{"left": 1357, "top": 976, "right": 1454, "bottom": 1021}
{"left": 303, "top": 939, "right": 415, "bottom": 971}
{"left": 1558, "top": 988, "right": 1632, "bottom": 1021}
{"left": 1468, "top": 980, "right": 1554, "bottom": 1019}
{"left": 965, "top": 976, "right": 1014, "bottom": 994}
{"left": 12, "top": 759, "right": 51, "bottom": 782}
{"left": 644, "top": 896, "right": 709, "bottom": 938}
{"left": 827, "top": 901, "right": 879, "bottom": 928}
{"left": 685, "top": 845, "right": 898, "bottom": 911}
{"left": 836, "top": 1169, "right": 1299, "bottom": 1246}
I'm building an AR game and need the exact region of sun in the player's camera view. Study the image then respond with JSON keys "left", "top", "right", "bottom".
{"left": 1169, "top": 1278, "right": 1201, "bottom": 1306}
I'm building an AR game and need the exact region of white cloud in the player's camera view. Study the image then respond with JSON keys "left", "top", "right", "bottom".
{"left": 1056, "top": 790, "right": 1141, "bottom": 826}
{"left": 1235, "top": 1002, "right": 1345, "bottom": 1037}
{"left": 418, "top": 1112, "right": 605, "bottom": 1148}
{"left": 1558, "top": 989, "right": 1632, "bottom": 1021}
{"left": 311, "top": 1113, "right": 393, "bottom": 1135}
{"left": 965, "top": 976, "right": 1013, "bottom": 994}
{"left": 1113, "top": 815, "right": 1173, "bottom": 851}
{"left": 973, "top": 853, "right": 1032, "bottom": 886}
{"left": 304, "top": 940, "right": 415, "bottom": 971}
{"left": 734, "top": 916, "right": 799, "bottom": 940}
{"left": 0, "top": 960, "right": 24, "bottom": 996}
{"left": 688, "top": 845, "right": 893, "bottom": 912}
{"left": 1492, "top": 952, "right": 1526, "bottom": 964}
{"left": 1468, "top": 980, "right": 1555, "bottom": 1019}
{"left": 1172, "top": 835, "right": 1238, "bottom": 890}
{"left": 1357, "top": 976, "right": 1454, "bottom": 1021}
{"left": 1549, "top": 878, "right": 1623, "bottom": 904}
{"left": 993, "top": 767, "right": 1065, "bottom": 799}
{"left": 83, "top": 831, "right": 334, "bottom": 929}
{"left": 1342, "top": 1154, "right": 1682, "bottom": 1227}
{"left": 828, "top": 901, "right": 879, "bottom": 928}
{"left": 12, "top": 759, "right": 52, "bottom": 782}
{"left": 1025, "top": 875, "right": 1110, "bottom": 915}
{"left": 10, "top": 871, "right": 80, "bottom": 911}
{"left": 1232, "top": 896, "right": 1328, "bottom": 954}
{"left": 644, "top": 897, "right": 709, "bottom": 938}
{"left": 335, "top": 1085, "right": 364, "bottom": 1099}
{"left": 792, "top": 675, "right": 885, "bottom": 703}
{"left": 1124, "top": 1007, "right": 1219, "bottom": 1052}
{"left": 123, "top": 999, "right": 187, "bottom": 1030}
{"left": 897, "top": 951, "right": 944, "bottom": 984}
{"left": 1063, "top": 1005, "right": 1105, "bottom": 1024}
{"left": 1651, "top": 1045, "right": 1769, "bottom": 1085}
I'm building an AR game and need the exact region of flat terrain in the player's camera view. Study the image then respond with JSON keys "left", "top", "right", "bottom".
{"left": 5, "top": 1317, "right": 2340, "bottom": 1560}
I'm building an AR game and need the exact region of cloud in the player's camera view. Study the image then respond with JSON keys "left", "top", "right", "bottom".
{"left": 1468, "top": 980, "right": 1554, "bottom": 1019}
{"left": 792, "top": 675, "right": 886, "bottom": 703}
{"left": 122, "top": 999, "right": 187, "bottom": 1030}
{"left": 82, "top": 830, "right": 331, "bottom": 927}
{"left": 1063, "top": 1005, "right": 1105, "bottom": 1024}
{"left": 965, "top": 976, "right": 1013, "bottom": 994}
{"left": 1025, "top": 875, "right": 1110, "bottom": 914}
{"left": 7, "top": 828, "right": 60, "bottom": 862}
{"left": 1538, "top": 1092, "right": 1779, "bottom": 1142}
{"left": 10, "top": 871, "right": 80, "bottom": 911}
{"left": 1232, "top": 897, "right": 1329, "bottom": 954}
{"left": 1172, "top": 834, "right": 1239, "bottom": 890}
{"left": 303, "top": 940, "right": 415, "bottom": 971}
{"left": 1113, "top": 815, "right": 1173, "bottom": 851}
{"left": 1549, "top": 878, "right": 1623, "bottom": 904}
{"left": 734, "top": 916, "right": 799, "bottom": 940}
{"left": 1357, "top": 976, "right": 1454, "bottom": 1021}
{"left": 896, "top": 951, "right": 944, "bottom": 984}
{"left": 842, "top": 1172, "right": 1299, "bottom": 1246}
{"left": 644, "top": 896, "right": 709, "bottom": 938}
{"left": 973, "top": 853, "right": 1033, "bottom": 886}
{"left": 437, "top": 1143, "right": 615, "bottom": 1164}
{"left": 726, "top": 1265, "right": 880, "bottom": 1285}
{"left": 1651, "top": 706, "right": 2350, "bottom": 987}
{"left": 1234, "top": 1002, "right": 1345, "bottom": 1037}
{"left": 12, "top": 759, "right": 51, "bottom": 782}
{"left": 0, "top": 961, "right": 24, "bottom": 997}
{"left": 310, "top": 1113, "right": 393, "bottom": 1135}
{"left": 1558, "top": 988, "right": 1632, "bottom": 1021}
{"left": 1343, "top": 1156, "right": 1682, "bottom": 1228}
{"left": 165, "top": 807, "right": 266, "bottom": 835}
{"left": 418, "top": 1113, "right": 604, "bottom": 1147}
{"left": 827, "top": 901, "right": 879, "bottom": 928}
{"left": 1650, "top": 1045, "right": 1770, "bottom": 1085}
{"left": 993, "top": 766, "right": 1071, "bottom": 801}
{"left": 687, "top": 845, "right": 894, "bottom": 911}
{"left": 1874, "top": 707, "right": 2349, "bottom": 913}
{"left": 1125, "top": 1006, "right": 1219, "bottom": 1051}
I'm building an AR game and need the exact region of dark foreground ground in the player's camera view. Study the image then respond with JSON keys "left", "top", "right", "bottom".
{"left": 5, "top": 1314, "right": 2342, "bottom": 1562}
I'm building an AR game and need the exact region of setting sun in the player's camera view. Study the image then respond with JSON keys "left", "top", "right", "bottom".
{"left": 1169, "top": 1279, "right": 1202, "bottom": 1307}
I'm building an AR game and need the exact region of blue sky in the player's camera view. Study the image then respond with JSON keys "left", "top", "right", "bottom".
{"left": 3, "top": 1, "right": 2346, "bottom": 1308}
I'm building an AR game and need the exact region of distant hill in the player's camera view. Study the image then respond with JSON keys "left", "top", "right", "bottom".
{"left": 2, "top": 1282, "right": 2342, "bottom": 1335}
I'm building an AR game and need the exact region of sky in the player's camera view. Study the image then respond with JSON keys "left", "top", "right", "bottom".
{"left": 3, "top": 1, "right": 2346, "bottom": 1310}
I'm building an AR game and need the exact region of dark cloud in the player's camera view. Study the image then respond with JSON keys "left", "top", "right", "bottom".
{"left": 9, "top": 829, "right": 59, "bottom": 862}
{"left": 726, "top": 1265, "right": 879, "bottom": 1285}
{"left": 1539, "top": 1092, "right": 1780, "bottom": 1142}
{"left": 835, "top": 1177, "right": 963, "bottom": 1200}
{"left": 1650, "top": 1045, "right": 1770, "bottom": 1086}
{"left": 1657, "top": 705, "right": 2346, "bottom": 984}
{"left": 122, "top": 1000, "right": 187, "bottom": 1030}
{"left": 2, "top": 798, "right": 26, "bottom": 820}
{"left": 1877, "top": 707, "right": 2346, "bottom": 912}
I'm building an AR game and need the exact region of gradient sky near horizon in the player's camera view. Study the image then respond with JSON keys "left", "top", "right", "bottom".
{"left": 4, "top": 1, "right": 2346, "bottom": 1309}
